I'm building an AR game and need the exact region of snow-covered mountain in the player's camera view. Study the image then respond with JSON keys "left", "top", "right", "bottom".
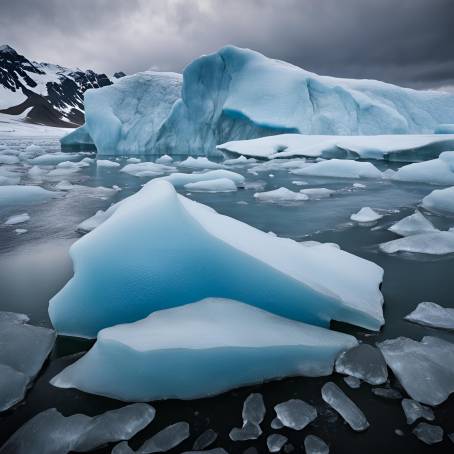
{"left": 0, "top": 44, "right": 124, "bottom": 128}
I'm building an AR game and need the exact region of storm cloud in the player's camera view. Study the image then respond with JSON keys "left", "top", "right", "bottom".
{"left": 0, "top": 0, "right": 453, "bottom": 88}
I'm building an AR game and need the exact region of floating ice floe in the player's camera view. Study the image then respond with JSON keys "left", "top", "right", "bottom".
{"left": 49, "top": 180, "right": 384, "bottom": 338}
{"left": 388, "top": 210, "right": 438, "bottom": 236}
{"left": 379, "top": 231, "right": 454, "bottom": 255}
{"left": 0, "top": 167, "right": 20, "bottom": 185}
{"left": 321, "top": 382, "right": 369, "bottom": 432}
{"left": 155, "top": 154, "right": 173, "bottom": 164}
{"left": 224, "top": 155, "right": 255, "bottom": 165}
{"left": 28, "top": 165, "right": 48, "bottom": 179}
{"left": 138, "top": 421, "right": 190, "bottom": 454}
{"left": 179, "top": 157, "right": 223, "bottom": 170}
{"left": 401, "top": 399, "right": 435, "bottom": 425}
{"left": 392, "top": 151, "right": 454, "bottom": 185}
{"left": 404, "top": 301, "right": 454, "bottom": 330}
{"left": 291, "top": 159, "right": 382, "bottom": 179}
{"left": 184, "top": 178, "right": 237, "bottom": 192}
{"left": 157, "top": 169, "right": 245, "bottom": 188}
{"left": 299, "top": 188, "right": 335, "bottom": 199}
{"left": 0, "top": 185, "right": 57, "bottom": 207}
{"left": 412, "top": 423, "right": 444, "bottom": 445}
{"left": 51, "top": 299, "right": 357, "bottom": 401}
{"left": 304, "top": 435, "right": 329, "bottom": 454}
{"left": 421, "top": 186, "right": 454, "bottom": 216}
{"left": 230, "top": 393, "right": 266, "bottom": 441}
{"left": 0, "top": 404, "right": 155, "bottom": 454}
{"left": 350, "top": 207, "right": 383, "bottom": 223}
{"left": 120, "top": 161, "right": 175, "bottom": 177}
{"left": 126, "top": 157, "right": 141, "bottom": 163}
{"left": 97, "top": 159, "right": 120, "bottom": 168}
{"left": 0, "top": 154, "right": 19, "bottom": 164}
{"left": 28, "top": 152, "right": 79, "bottom": 165}
{"left": 254, "top": 187, "right": 309, "bottom": 203}
{"left": 4, "top": 212, "right": 30, "bottom": 225}
{"left": 378, "top": 336, "right": 454, "bottom": 405}
{"left": 267, "top": 434, "right": 288, "bottom": 453}
{"left": 14, "top": 228, "right": 27, "bottom": 235}
{"left": 335, "top": 344, "right": 388, "bottom": 385}
{"left": 273, "top": 399, "right": 317, "bottom": 430}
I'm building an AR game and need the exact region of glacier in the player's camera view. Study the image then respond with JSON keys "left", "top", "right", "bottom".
{"left": 50, "top": 299, "right": 357, "bottom": 401}
{"left": 60, "top": 46, "right": 454, "bottom": 157}
{"left": 49, "top": 179, "right": 384, "bottom": 338}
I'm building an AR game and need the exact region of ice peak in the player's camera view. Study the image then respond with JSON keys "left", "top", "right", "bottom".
{"left": 0, "top": 44, "right": 18, "bottom": 55}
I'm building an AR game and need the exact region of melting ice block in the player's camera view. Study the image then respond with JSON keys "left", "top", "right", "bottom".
{"left": 350, "top": 207, "right": 382, "bottom": 223}
{"left": 379, "top": 231, "right": 454, "bottom": 255}
{"left": 179, "top": 157, "right": 223, "bottom": 170}
{"left": 304, "top": 435, "right": 329, "bottom": 454}
{"left": 230, "top": 393, "right": 266, "bottom": 441}
{"left": 291, "top": 159, "right": 382, "bottom": 179}
{"left": 401, "top": 399, "right": 434, "bottom": 425}
{"left": 378, "top": 336, "right": 454, "bottom": 405}
{"left": 405, "top": 301, "right": 454, "bottom": 330}
{"left": 157, "top": 169, "right": 245, "bottom": 188}
{"left": 49, "top": 180, "right": 384, "bottom": 338}
{"left": 421, "top": 186, "right": 454, "bottom": 216}
{"left": 184, "top": 178, "right": 237, "bottom": 193}
{"left": 51, "top": 299, "right": 357, "bottom": 401}
{"left": 412, "top": 423, "right": 444, "bottom": 445}
{"left": 273, "top": 399, "right": 317, "bottom": 430}
{"left": 254, "top": 187, "right": 309, "bottom": 203}
{"left": 267, "top": 434, "right": 288, "bottom": 453}
{"left": 388, "top": 211, "right": 437, "bottom": 237}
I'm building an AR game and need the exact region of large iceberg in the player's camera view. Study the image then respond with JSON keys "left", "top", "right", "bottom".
{"left": 62, "top": 46, "right": 454, "bottom": 157}
{"left": 49, "top": 180, "right": 384, "bottom": 338}
{"left": 421, "top": 186, "right": 454, "bottom": 216}
{"left": 50, "top": 299, "right": 357, "bottom": 401}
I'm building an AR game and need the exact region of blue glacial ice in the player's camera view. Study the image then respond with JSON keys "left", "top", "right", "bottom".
{"left": 50, "top": 299, "right": 357, "bottom": 401}
{"left": 49, "top": 179, "right": 384, "bottom": 338}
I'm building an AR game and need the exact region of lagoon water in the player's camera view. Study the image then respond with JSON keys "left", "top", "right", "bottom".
{"left": 0, "top": 137, "right": 453, "bottom": 453}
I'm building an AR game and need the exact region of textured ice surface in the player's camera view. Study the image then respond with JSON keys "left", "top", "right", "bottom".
{"left": 371, "top": 387, "right": 402, "bottom": 400}
{"left": 157, "top": 169, "right": 245, "bottom": 188}
{"left": 273, "top": 399, "right": 317, "bottom": 430}
{"left": 112, "top": 442, "right": 134, "bottom": 454}
{"left": 120, "top": 162, "right": 174, "bottom": 177}
{"left": 51, "top": 300, "right": 357, "bottom": 400}
{"left": 192, "top": 429, "right": 218, "bottom": 450}
{"left": 76, "top": 204, "right": 118, "bottom": 233}
{"left": 421, "top": 186, "right": 454, "bottom": 216}
{"left": 267, "top": 434, "right": 288, "bottom": 453}
{"left": 350, "top": 207, "right": 383, "bottom": 223}
{"left": 388, "top": 211, "right": 437, "bottom": 236}
{"left": 230, "top": 393, "right": 266, "bottom": 441}
{"left": 379, "top": 231, "right": 454, "bottom": 255}
{"left": 49, "top": 179, "right": 384, "bottom": 338}
{"left": 138, "top": 421, "right": 190, "bottom": 453}
{"left": 304, "top": 435, "right": 329, "bottom": 454}
{"left": 184, "top": 178, "right": 237, "bottom": 192}
{"left": 321, "top": 382, "right": 369, "bottom": 431}
{"left": 3, "top": 212, "right": 29, "bottom": 225}
{"left": 343, "top": 376, "right": 361, "bottom": 389}
{"left": 378, "top": 336, "right": 454, "bottom": 405}
{"left": 0, "top": 364, "right": 28, "bottom": 412}
{"left": 0, "top": 404, "right": 154, "bottom": 453}
{"left": 0, "top": 185, "right": 57, "bottom": 207}
{"left": 401, "top": 399, "right": 434, "bottom": 425}
{"left": 28, "top": 152, "right": 79, "bottom": 165}
{"left": 412, "top": 423, "right": 443, "bottom": 445}
{"left": 254, "top": 187, "right": 309, "bottom": 203}
{"left": 292, "top": 159, "right": 382, "bottom": 179}
{"left": 179, "top": 157, "right": 223, "bottom": 170}
{"left": 0, "top": 311, "right": 29, "bottom": 324}
{"left": 335, "top": 344, "right": 388, "bottom": 385}
{"left": 405, "top": 302, "right": 454, "bottom": 330}
{"left": 392, "top": 151, "right": 454, "bottom": 185}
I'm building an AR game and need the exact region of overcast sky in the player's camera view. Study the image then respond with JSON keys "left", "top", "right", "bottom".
{"left": 1, "top": 0, "right": 453, "bottom": 89}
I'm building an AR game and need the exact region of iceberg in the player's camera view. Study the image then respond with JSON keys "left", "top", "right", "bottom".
{"left": 50, "top": 299, "right": 357, "bottom": 401}
{"left": 253, "top": 187, "right": 309, "bottom": 203}
{"left": 291, "top": 159, "right": 382, "bottom": 179}
{"left": 388, "top": 210, "right": 437, "bottom": 236}
{"left": 184, "top": 178, "right": 237, "bottom": 193}
{"left": 60, "top": 124, "right": 96, "bottom": 151}
{"left": 421, "top": 186, "right": 454, "bottom": 216}
{"left": 120, "top": 162, "right": 175, "bottom": 177}
{"left": 379, "top": 231, "right": 454, "bottom": 255}
{"left": 157, "top": 169, "right": 245, "bottom": 188}
{"left": 404, "top": 301, "right": 454, "bottom": 330}
{"left": 179, "top": 157, "right": 223, "bottom": 170}
{"left": 96, "top": 159, "right": 120, "bottom": 168}
{"left": 299, "top": 188, "right": 334, "bottom": 199}
{"left": 378, "top": 336, "right": 454, "bottom": 405}
{"left": 49, "top": 179, "right": 384, "bottom": 338}
{"left": 350, "top": 207, "right": 383, "bottom": 223}
{"left": 61, "top": 71, "right": 182, "bottom": 155}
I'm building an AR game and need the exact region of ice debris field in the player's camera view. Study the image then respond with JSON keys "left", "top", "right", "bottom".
{"left": 1, "top": 45, "right": 454, "bottom": 453}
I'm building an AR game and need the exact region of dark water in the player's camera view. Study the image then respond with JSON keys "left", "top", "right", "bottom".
{"left": 0, "top": 143, "right": 454, "bottom": 453}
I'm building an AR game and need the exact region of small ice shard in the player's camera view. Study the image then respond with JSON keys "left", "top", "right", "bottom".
{"left": 304, "top": 435, "right": 329, "bottom": 454}
{"left": 401, "top": 399, "right": 434, "bottom": 425}
{"left": 179, "top": 157, "right": 223, "bottom": 170}
{"left": 412, "top": 423, "right": 443, "bottom": 445}
{"left": 421, "top": 186, "right": 454, "bottom": 216}
{"left": 271, "top": 417, "right": 284, "bottom": 429}
{"left": 254, "top": 187, "right": 309, "bottom": 202}
{"left": 299, "top": 188, "right": 335, "bottom": 199}
{"left": 292, "top": 180, "right": 307, "bottom": 186}
{"left": 97, "top": 159, "right": 120, "bottom": 168}
{"left": 15, "top": 228, "right": 27, "bottom": 235}
{"left": 230, "top": 393, "right": 265, "bottom": 441}
{"left": 291, "top": 159, "right": 382, "bottom": 179}
{"left": 343, "top": 376, "right": 361, "bottom": 389}
{"left": 0, "top": 364, "right": 28, "bottom": 412}
{"left": 371, "top": 387, "right": 402, "bottom": 400}
{"left": 192, "top": 429, "right": 218, "bottom": 450}
{"left": 112, "top": 442, "right": 134, "bottom": 453}
{"left": 321, "top": 382, "right": 369, "bottom": 431}
{"left": 4, "top": 213, "right": 30, "bottom": 225}
{"left": 353, "top": 183, "right": 366, "bottom": 188}
{"left": 273, "top": 399, "right": 317, "bottom": 430}
{"left": 388, "top": 211, "right": 437, "bottom": 237}
{"left": 267, "top": 434, "right": 288, "bottom": 452}
{"left": 335, "top": 344, "right": 388, "bottom": 385}
{"left": 184, "top": 178, "right": 237, "bottom": 192}
{"left": 395, "top": 429, "right": 404, "bottom": 436}
{"left": 350, "top": 207, "right": 382, "bottom": 223}
{"left": 380, "top": 231, "right": 454, "bottom": 255}
{"left": 156, "top": 155, "right": 173, "bottom": 164}
{"left": 138, "top": 421, "right": 190, "bottom": 453}
{"left": 405, "top": 302, "right": 454, "bottom": 330}
{"left": 378, "top": 336, "right": 454, "bottom": 405}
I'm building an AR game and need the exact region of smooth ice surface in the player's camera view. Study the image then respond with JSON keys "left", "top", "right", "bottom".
{"left": 404, "top": 302, "right": 454, "bottom": 330}
{"left": 0, "top": 185, "right": 57, "bottom": 207}
{"left": 157, "top": 170, "right": 245, "bottom": 188}
{"left": 267, "top": 434, "right": 288, "bottom": 453}
{"left": 51, "top": 300, "right": 357, "bottom": 401}
{"left": 230, "top": 393, "right": 265, "bottom": 441}
{"left": 321, "top": 382, "right": 369, "bottom": 431}
{"left": 0, "top": 364, "right": 28, "bottom": 412}
{"left": 304, "top": 435, "right": 329, "bottom": 454}
{"left": 378, "top": 336, "right": 454, "bottom": 405}
{"left": 254, "top": 187, "right": 309, "bottom": 203}
{"left": 49, "top": 180, "right": 384, "bottom": 338}
{"left": 412, "top": 423, "right": 443, "bottom": 445}
{"left": 299, "top": 188, "right": 334, "bottom": 199}
{"left": 401, "top": 399, "right": 434, "bottom": 425}
{"left": 273, "top": 399, "right": 317, "bottom": 430}
{"left": 218, "top": 134, "right": 454, "bottom": 162}
{"left": 421, "top": 186, "right": 454, "bottom": 216}
{"left": 184, "top": 178, "right": 237, "bottom": 192}
{"left": 392, "top": 151, "right": 454, "bottom": 185}
{"left": 350, "top": 207, "right": 382, "bottom": 223}
{"left": 97, "top": 159, "right": 120, "bottom": 168}
{"left": 388, "top": 211, "right": 437, "bottom": 236}
{"left": 179, "top": 157, "right": 223, "bottom": 170}
{"left": 335, "top": 344, "right": 388, "bottom": 385}
{"left": 138, "top": 422, "right": 190, "bottom": 453}
{"left": 120, "top": 162, "right": 174, "bottom": 177}
{"left": 192, "top": 429, "right": 218, "bottom": 450}
{"left": 292, "top": 159, "right": 382, "bottom": 179}
{"left": 112, "top": 442, "right": 134, "bottom": 454}
{"left": 379, "top": 231, "right": 454, "bottom": 255}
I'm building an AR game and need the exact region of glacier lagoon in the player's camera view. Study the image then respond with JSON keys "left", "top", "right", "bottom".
{"left": 1, "top": 135, "right": 454, "bottom": 453}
